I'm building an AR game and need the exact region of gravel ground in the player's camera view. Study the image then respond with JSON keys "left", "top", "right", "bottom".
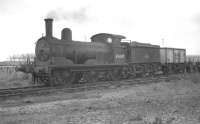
{"left": 1, "top": 73, "right": 200, "bottom": 124}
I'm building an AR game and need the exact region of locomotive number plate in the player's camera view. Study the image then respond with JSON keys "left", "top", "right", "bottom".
{"left": 115, "top": 54, "right": 125, "bottom": 59}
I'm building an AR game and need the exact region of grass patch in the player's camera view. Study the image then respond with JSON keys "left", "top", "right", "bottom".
{"left": 0, "top": 71, "right": 32, "bottom": 89}
{"left": 190, "top": 73, "right": 200, "bottom": 84}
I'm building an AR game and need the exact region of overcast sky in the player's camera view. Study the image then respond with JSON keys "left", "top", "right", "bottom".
{"left": 0, "top": 0, "right": 200, "bottom": 61}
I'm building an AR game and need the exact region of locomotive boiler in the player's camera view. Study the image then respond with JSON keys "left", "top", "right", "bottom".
{"left": 36, "top": 19, "right": 113, "bottom": 65}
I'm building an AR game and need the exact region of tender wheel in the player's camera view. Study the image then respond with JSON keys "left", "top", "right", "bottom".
{"left": 51, "top": 70, "right": 75, "bottom": 86}
{"left": 73, "top": 72, "right": 83, "bottom": 83}
{"left": 109, "top": 69, "right": 121, "bottom": 81}
{"left": 83, "top": 71, "right": 99, "bottom": 83}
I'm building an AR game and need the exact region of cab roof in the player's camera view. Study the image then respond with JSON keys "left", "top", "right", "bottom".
{"left": 91, "top": 33, "right": 126, "bottom": 41}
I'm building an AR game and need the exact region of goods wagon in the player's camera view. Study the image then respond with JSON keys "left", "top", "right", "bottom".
{"left": 160, "top": 48, "right": 185, "bottom": 63}
{"left": 160, "top": 48, "right": 186, "bottom": 73}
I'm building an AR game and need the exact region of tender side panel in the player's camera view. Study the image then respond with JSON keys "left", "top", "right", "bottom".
{"left": 130, "top": 46, "right": 160, "bottom": 63}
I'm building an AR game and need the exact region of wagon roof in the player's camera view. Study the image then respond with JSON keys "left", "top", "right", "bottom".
{"left": 160, "top": 47, "right": 186, "bottom": 50}
{"left": 130, "top": 41, "right": 160, "bottom": 48}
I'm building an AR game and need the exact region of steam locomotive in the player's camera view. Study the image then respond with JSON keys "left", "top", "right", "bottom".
{"left": 31, "top": 18, "right": 186, "bottom": 86}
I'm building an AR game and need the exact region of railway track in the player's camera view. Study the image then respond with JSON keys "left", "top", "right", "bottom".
{"left": 0, "top": 74, "right": 181, "bottom": 99}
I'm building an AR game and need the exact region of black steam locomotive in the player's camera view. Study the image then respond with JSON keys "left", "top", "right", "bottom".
{"left": 30, "top": 18, "right": 186, "bottom": 86}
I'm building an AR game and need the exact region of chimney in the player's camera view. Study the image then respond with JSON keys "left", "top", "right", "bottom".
{"left": 44, "top": 18, "right": 53, "bottom": 39}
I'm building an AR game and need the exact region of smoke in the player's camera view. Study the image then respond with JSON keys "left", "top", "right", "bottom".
{"left": 46, "top": 7, "right": 90, "bottom": 23}
{"left": 193, "top": 13, "right": 200, "bottom": 32}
